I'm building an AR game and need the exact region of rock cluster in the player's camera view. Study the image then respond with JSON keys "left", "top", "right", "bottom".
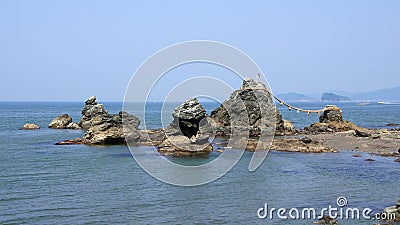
{"left": 210, "top": 78, "right": 286, "bottom": 136}
{"left": 158, "top": 98, "right": 213, "bottom": 156}
{"left": 21, "top": 123, "right": 40, "bottom": 130}
{"left": 48, "top": 114, "right": 80, "bottom": 129}
{"left": 304, "top": 105, "right": 371, "bottom": 137}
{"left": 57, "top": 96, "right": 142, "bottom": 145}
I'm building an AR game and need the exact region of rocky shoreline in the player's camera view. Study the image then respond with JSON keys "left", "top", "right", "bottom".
{"left": 22, "top": 78, "right": 400, "bottom": 159}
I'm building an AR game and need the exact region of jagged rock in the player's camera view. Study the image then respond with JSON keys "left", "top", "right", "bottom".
{"left": 79, "top": 96, "right": 109, "bottom": 130}
{"left": 82, "top": 111, "right": 141, "bottom": 145}
{"left": 49, "top": 114, "right": 73, "bottom": 129}
{"left": 57, "top": 97, "right": 142, "bottom": 145}
{"left": 158, "top": 98, "right": 213, "bottom": 156}
{"left": 210, "top": 78, "right": 280, "bottom": 137}
{"left": 21, "top": 123, "right": 40, "bottom": 130}
{"left": 170, "top": 98, "right": 206, "bottom": 138}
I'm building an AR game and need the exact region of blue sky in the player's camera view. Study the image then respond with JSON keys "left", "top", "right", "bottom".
{"left": 1, "top": 0, "right": 399, "bottom": 101}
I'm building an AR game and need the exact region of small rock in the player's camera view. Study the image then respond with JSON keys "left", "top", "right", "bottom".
{"left": 66, "top": 122, "right": 80, "bottom": 129}
{"left": 300, "top": 137, "right": 312, "bottom": 144}
{"left": 371, "top": 134, "right": 381, "bottom": 139}
{"left": 380, "top": 128, "right": 389, "bottom": 133}
{"left": 394, "top": 157, "right": 400, "bottom": 162}
{"left": 49, "top": 114, "right": 73, "bottom": 129}
{"left": 365, "top": 158, "right": 375, "bottom": 162}
{"left": 21, "top": 123, "right": 40, "bottom": 130}
{"left": 355, "top": 128, "right": 371, "bottom": 137}
{"left": 353, "top": 153, "right": 361, "bottom": 157}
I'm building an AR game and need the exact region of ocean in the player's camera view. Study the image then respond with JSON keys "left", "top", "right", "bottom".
{"left": 0, "top": 101, "right": 399, "bottom": 224}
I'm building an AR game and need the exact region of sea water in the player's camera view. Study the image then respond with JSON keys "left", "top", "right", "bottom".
{"left": 0, "top": 102, "right": 399, "bottom": 224}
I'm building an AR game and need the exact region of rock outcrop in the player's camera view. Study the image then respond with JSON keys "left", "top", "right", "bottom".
{"left": 49, "top": 114, "right": 80, "bottom": 129}
{"left": 210, "top": 78, "right": 283, "bottom": 137}
{"left": 57, "top": 96, "right": 142, "bottom": 145}
{"left": 79, "top": 96, "right": 109, "bottom": 130}
{"left": 21, "top": 123, "right": 40, "bottom": 130}
{"left": 304, "top": 105, "right": 371, "bottom": 137}
{"left": 157, "top": 98, "right": 213, "bottom": 156}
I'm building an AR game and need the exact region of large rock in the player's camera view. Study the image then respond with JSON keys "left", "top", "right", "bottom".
{"left": 170, "top": 98, "right": 207, "bottom": 138}
{"left": 21, "top": 123, "right": 40, "bottom": 130}
{"left": 157, "top": 98, "right": 213, "bottom": 156}
{"left": 49, "top": 114, "right": 76, "bottom": 129}
{"left": 57, "top": 97, "right": 142, "bottom": 145}
{"left": 210, "top": 78, "right": 281, "bottom": 136}
{"left": 79, "top": 96, "right": 109, "bottom": 130}
{"left": 305, "top": 105, "right": 371, "bottom": 137}
{"left": 81, "top": 111, "right": 141, "bottom": 145}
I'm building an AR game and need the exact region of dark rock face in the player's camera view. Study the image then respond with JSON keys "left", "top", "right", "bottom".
{"left": 210, "top": 78, "right": 282, "bottom": 136}
{"left": 319, "top": 106, "right": 343, "bottom": 123}
{"left": 49, "top": 114, "right": 80, "bottom": 129}
{"left": 21, "top": 123, "right": 40, "bottom": 130}
{"left": 170, "top": 98, "right": 206, "bottom": 138}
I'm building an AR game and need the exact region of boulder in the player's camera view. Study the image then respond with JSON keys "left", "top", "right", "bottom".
{"left": 48, "top": 114, "right": 73, "bottom": 129}
{"left": 66, "top": 122, "right": 81, "bottom": 129}
{"left": 21, "top": 123, "right": 40, "bottom": 130}
{"left": 210, "top": 78, "right": 280, "bottom": 137}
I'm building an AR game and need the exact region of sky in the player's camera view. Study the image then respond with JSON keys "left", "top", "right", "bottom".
{"left": 0, "top": 0, "right": 399, "bottom": 101}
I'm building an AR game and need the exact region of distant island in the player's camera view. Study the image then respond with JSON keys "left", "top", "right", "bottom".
{"left": 276, "top": 92, "right": 316, "bottom": 102}
{"left": 321, "top": 93, "right": 351, "bottom": 102}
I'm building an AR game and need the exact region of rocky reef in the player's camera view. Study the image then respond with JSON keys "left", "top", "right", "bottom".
{"left": 157, "top": 98, "right": 213, "bottom": 156}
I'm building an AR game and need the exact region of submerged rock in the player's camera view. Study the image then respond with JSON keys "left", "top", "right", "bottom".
{"left": 49, "top": 114, "right": 79, "bottom": 129}
{"left": 21, "top": 123, "right": 40, "bottom": 130}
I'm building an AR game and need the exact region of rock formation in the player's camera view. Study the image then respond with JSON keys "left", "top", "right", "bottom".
{"left": 210, "top": 78, "right": 284, "bottom": 137}
{"left": 157, "top": 98, "right": 213, "bottom": 156}
{"left": 57, "top": 96, "right": 142, "bottom": 145}
{"left": 48, "top": 114, "right": 80, "bottom": 129}
{"left": 79, "top": 96, "right": 109, "bottom": 130}
{"left": 21, "top": 123, "right": 40, "bottom": 130}
{"left": 304, "top": 105, "right": 371, "bottom": 137}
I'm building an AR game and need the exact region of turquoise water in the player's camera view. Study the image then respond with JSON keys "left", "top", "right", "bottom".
{"left": 1, "top": 102, "right": 400, "bottom": 224}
